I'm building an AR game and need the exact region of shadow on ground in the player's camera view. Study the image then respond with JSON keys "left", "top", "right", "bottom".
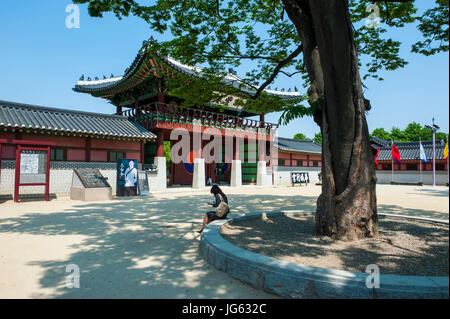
{"left": 409, "top": 188, "right": 449, "bottom": 198}
{"left": 0, "top": 193, "right": 317, "bottom": 298}
{"left": 0, "top": 192, "right": 447, "bottom": 298}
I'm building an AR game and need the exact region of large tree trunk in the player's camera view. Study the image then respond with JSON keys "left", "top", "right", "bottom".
{"left": 284, "top": 0, "right": 378, "bottom": 241}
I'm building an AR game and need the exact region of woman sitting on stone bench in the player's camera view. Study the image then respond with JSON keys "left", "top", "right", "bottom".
{"left": 197, "top": 185, "right": 229, "bottom": 233}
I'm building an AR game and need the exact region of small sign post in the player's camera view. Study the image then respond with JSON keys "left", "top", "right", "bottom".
{"left": 137, "top": 170, "right": 149, "bottom": 196}
{"left": 291, "top": 172, "right": 310, "bottom": 186}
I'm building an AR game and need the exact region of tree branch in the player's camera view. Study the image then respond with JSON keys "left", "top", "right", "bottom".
{"left": 202, "top": 54, "right": 282, "bottom": 63}
{"left": 250, "top": 44, "right": 304, "bottom": 99}
{"left": 279, "top": 70, "right": 303, "bottom": 77}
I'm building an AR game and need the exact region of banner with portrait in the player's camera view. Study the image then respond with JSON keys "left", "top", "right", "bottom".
{"left": 117, "top": 159, "right": 138, "bottom": 196}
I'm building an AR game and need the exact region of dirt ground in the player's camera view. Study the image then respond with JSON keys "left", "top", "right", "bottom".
{"left": 0, "top": 184, "right": 448, "bottom": 298}
{"left": 221, "top": 213, "right": 449, "bottom": 276}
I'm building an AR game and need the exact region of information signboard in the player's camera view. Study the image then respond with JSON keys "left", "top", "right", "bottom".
{"left": 291, "top": 172, "right": 310, "bottom": 186}
{"left": 74, "top": 168, "right": 110, "bottom": 188}
{"left": 19, "top": 150, "right": 47, "bottom": 184}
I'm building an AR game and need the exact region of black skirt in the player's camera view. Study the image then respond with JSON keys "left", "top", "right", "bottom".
{"left": 207, "top": 211, "right": 228, "bottom": 222}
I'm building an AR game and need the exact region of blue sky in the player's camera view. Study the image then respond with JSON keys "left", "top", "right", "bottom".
{"left": 0, "top": 0, "right": 448, "bottom": 140}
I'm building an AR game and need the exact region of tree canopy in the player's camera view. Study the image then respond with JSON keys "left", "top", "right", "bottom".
{"left": 371, "top": 122, "right": 448, "bottom": 142}
{"left": 293, "top": 133, "right": 309, "bottom": 140}
{"left": 313, "top": 132, "right": 322, "bottom": 145}
{"left": 292, "top": 132, "right": 322, "bottom": 144}
{"left": 73, "top": 0, "right": 448, "bottom": 121}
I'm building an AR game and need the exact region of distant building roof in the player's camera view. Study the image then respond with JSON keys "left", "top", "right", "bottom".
{"left": 276, "top": 137, "right": 322, "bottom": 154}
{"left": 370, "top": 137, "right": 447, "bottom": 161}
{"left": 0, "top": 100, "right": 156, "bottom": 141}
{"left": 370, "top": 136, "right": 390, "bottom": 148}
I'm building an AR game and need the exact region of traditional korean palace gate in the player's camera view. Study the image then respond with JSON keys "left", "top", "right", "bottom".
{"left": 73, "top": 39, "right": 300, "bottom": 187}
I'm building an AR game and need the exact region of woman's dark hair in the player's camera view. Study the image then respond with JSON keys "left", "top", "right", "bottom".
{"left": 211, "top": 184, "right": 225, "bottom": 196}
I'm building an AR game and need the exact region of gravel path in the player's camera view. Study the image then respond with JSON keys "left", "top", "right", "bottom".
{"left": 221, "top": 214, "right": 449, "bottom": 276}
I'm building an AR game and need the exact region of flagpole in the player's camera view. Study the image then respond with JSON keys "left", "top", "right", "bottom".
{"left": 447, "top": 135, "right": 449, "bottom": 187}
{"left": 419, "top": 137, "right": 423, "bottom": 184}
{"left": 432, "top": 119, "right": 436, "bottom": 187}
{"left": 391, "top": 139, "right": 394, "bottom": 183}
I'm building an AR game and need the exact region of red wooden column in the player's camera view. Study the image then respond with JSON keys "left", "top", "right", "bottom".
{"left": 140, "top": 140, "right": 145, "bottom": 170}
{"left": 14, "top": 145, "right": 20, "bottom": 202}
{"left": 258, "top": 134, "right": 265, "bottom": 162}
{"left": 158, "top": 93, "right": 165, "bottom": 110}
{"left": 234, "top": 136, "right": 240, "bottom": 160}
{"left": 193, "top": 132, "right": 203, "bottom": 159}
{"left": 85, "top": 137, "right": 91, "bottom": 162}
{"left": 45, "top": 146, "right": 50, "bottom": 201}
{"left": 260, "top": 113, "right": 265, "bottom": 128}
{"left": 169, "top": 153, "right": 174, "bottom": 186}
{"left": 156, "top": 130, "right": 164, "bottom": 157}
{"left": 0, "top": 139, "right": 5, "bottom": 180}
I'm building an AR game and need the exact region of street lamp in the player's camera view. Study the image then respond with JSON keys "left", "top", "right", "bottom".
{"left": 425, "top": 118, "right": 440, "bottom": 187}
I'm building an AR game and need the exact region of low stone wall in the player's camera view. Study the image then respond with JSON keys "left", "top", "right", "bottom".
{"left": 376, "top": 170, "right": 448, "bottom": 186}
{"left": 200, "top": 211, "right": 449, "bottom": 299}
{"left": 272, "top": 167, "right": 449, "bottom": 187}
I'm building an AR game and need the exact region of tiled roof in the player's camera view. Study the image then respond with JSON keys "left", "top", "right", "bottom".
{"left": 370, "top": 136, "right": 390, "bottom": 147}
{"left": 276, "top": 137, "right": 322, "bottom": 154}
{"left": 0, "top": 100, "right": 156, "bottom": 140}
{"left": 371, "top": 137, "right": 447, "bottom": 161}
{"left": 74, "top": 44, "right": 302, "bottom": 100}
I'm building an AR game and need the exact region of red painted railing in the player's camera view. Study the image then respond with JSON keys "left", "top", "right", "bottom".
{"left": 120, "top": 102, "right": 278, "bottom": 131}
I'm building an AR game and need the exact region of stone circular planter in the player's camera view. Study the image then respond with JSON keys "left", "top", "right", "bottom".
{"left": 199, "top": 211, "right": 449, "bottom": 299}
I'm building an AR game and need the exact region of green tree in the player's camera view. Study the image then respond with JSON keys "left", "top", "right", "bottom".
{"left": 403, "top": 122, "right": 425, "bottom": 141}
{"left": 436, "top": 132, "right": 448, "bottom": 141}
{"left": 74, "top": 0, "right": 448, "bottom": 241}
{"left": 293, "top": 133, "right": 309, "bottom": 140}
{"left": 390, "top": 126, "right": 407, "bottom": 142}
{"left": 412, "top": 0, "right": 449, "bottom": 56}
{"left": 371, "top": 128, "right": 391, "bottom": 141}
{"left": 164, "top": 141, "right": 171, "bottom": 166}
{"left": 314, "top": 132, "right": 322, "bottom": 145}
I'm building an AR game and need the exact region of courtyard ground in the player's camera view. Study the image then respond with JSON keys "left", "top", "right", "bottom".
{"left": 0, "top": 185, "right": 448, "bottom": 298}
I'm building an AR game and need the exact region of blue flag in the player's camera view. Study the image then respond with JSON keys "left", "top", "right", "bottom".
{"left": 419, "top": 142, "right": 428, "bottom": 162}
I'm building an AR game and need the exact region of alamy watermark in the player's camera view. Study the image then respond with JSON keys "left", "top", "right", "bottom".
{"left": 65, "top": 4, "right": 80, "bottom": 29}
{"left": 66, "top": 264, "right": 80, "bottom": 288}
{"left": 365, "top": 264, "right": 380, "bottom": 289}
{"left": 365, "top": 3, "right": 381, "bottom": 29}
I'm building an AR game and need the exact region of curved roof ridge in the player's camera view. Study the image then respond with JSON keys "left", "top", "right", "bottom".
{"left": 74, "top": 41, "right": 303, "bottom": 100}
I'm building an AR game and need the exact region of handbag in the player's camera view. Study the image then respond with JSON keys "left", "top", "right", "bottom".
{"left": 215, "top": 194, "right": 229, "bottom": 218}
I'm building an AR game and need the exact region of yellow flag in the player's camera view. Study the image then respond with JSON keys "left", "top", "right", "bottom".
{"left": 444, "top": 139, "right": 449, "bottom": 160}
